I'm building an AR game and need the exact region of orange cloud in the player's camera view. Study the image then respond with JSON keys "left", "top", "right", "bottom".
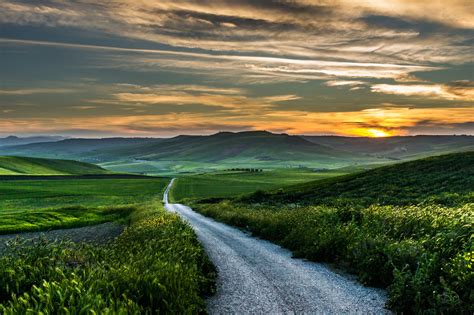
{"left": 371, "top": 81, "right": 474, "bottom": 101}
{"left": 1, "top": 107, "right": 472, "bottom": 137}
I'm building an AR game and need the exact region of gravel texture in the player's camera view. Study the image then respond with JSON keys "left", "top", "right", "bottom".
{"left": 0, "top": 222, "right": 124, "bottom": 254}
{"left": 164, "top": 179, "right": 390, "bottom": 314}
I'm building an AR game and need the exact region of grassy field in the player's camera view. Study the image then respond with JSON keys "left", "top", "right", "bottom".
{"left": 0, "top": 202, "right": 215, "bottom": 313}
{"left": 170, "top": 168, "right": 350, "bottom": 202}
{"left": 0, "top": 178, "right": 168, "bottom": 234}
{"left": 193, "top": 152, "right": 474, "bottom": 313}
{"left": 0, "top": 156, "right": 109, "bottom": 175}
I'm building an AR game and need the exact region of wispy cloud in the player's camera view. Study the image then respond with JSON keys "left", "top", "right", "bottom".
{"left": 91, "top": 84, "right": 300, "bottom": 111}
{"left": 371, "top": 81, "right": 474, "bottom": 101}
{"left": 0, "top": 88, "right": 75, "bottom": 95}
{"left": 1, "top": 106, "right": 472, "bottom": 137}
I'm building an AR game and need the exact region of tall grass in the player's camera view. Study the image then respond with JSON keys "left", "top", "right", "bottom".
{"left": 0, "top": 202, "right": 216, "bottom": 313}
{"left": 195, "top": 201, "right": 473, "bottom": 313}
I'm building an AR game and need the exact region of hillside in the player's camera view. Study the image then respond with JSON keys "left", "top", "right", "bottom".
{"left": 0, "top": 136, "right": 65, "bottom": 147}
{"left": 109, "top": 131, "right": 352, "bottom": 162}
{"left": 194, "top": 152, "right": 474, "bottom": 313}
{"left": 240, "top": 151, "right": 474, "bottom": 206}
{"left": 0, "top": 138, "right": 161, "bottom": 161}
{"left": 2, "top": 132, "right": 473, "bottom": 174}
{"left": 0, "top": 131, "right": 379, "bottom": 170}
{"left": 0, "top": 156, "right": 110, "bottom": 175}
{"left": 303, "top": 135, "right": 474, "bottom": 160}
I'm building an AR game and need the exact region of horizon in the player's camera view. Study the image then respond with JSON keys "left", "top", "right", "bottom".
{"left": 2, "top": 130, "right": 474, "bottom": 140}
{"left": 0, "top": 1, "right": 473, "bottom": 137}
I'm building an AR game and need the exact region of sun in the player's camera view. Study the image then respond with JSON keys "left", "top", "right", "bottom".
{"left": 366, "top": 128, "right": 391, "bottom": 138}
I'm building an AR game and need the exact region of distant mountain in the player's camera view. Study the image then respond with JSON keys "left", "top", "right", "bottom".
{"left": 0, "top": 135, "right": 65, "bottom": 147}
{"left": 0, "top": 138, "right": 161, "bottom": 161}
{"left": 0, "top": 156, "right": 109, "bottom": 175}
{"left": 102, "top": 131, "right": 352, "bottom": 162}
{"left": 1, "top": 132, "right": 472, "bottom": 172}
{"left": 303, "top": 135, "right": 474, "bottom": 160}
{"left": 0, "top": 131, "right": 372, "bottom": 169}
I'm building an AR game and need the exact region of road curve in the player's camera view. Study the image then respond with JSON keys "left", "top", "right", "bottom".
{"left": 164, "top": 179, "right": 390, "bottom": 314}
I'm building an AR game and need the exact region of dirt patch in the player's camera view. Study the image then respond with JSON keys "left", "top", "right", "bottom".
{"left": 0, "top": 222, "right": 124, "bottom": 254}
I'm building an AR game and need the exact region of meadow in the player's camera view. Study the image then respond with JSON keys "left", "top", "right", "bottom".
{"left": 191, "top": 152, "right": 474, "bottom": 313}
{"left": 0, "top": 156, "right": 109, "bottom": 175}
{"left": 0, "top": 178, "right": 168, "bottom": 233}
{"left": 170, "top": 168, "right": 350, "bottom": 202}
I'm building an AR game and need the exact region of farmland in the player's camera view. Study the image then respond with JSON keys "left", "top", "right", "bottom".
{"left": 0, "top": 178, "right": 167, "bottom": 233}
{"left": 0, "top": 156, "right": 109, "bottom": 175}
{"left": 0, "top": 168, "right": 216, "bottom": 312}
{"left": 192, "top": 152, "right": 474, "bottom": 313}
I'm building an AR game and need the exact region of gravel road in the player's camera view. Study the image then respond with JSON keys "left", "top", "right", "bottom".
{"left": 164, "top": 179, "right": 390, "bottom": 314}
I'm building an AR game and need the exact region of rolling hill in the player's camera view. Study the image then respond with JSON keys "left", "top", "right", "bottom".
{"left": 0, "top": 131, "right": 382, "bottom": 170}
{"left": 240, "top": 151, "right": 474, "bottom": 206}
{"left": 303, "top": 135, "right": 474, "bottom": 160}
{"left": 1, "top": 132, "right": 473, "bottom": 174}
{"left": 193, "top": 152, "right": 474, "bottom": 312}
{"left": 0, "top": 135, "right": 65, "bottom": 147}
{"left": 0, "top": 156, "right": 110, "bottom": 175}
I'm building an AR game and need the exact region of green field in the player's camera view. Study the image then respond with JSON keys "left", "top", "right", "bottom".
{"left": 170, "top": 168, "right": 350, "bottom": 202}
{"left": 0, "top": 178, "right": 168, "bottom": 234}
{"left": 0, "top": 156, "right": 109, "bottom": 175}
{"left": 193, "top": 152, "right": 474, "bottom": 313}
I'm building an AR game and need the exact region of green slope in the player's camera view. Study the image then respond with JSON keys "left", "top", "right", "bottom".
{"left": 241, "top": 151, "right": 474, "bottom": 206}
{"left": 0, "top": 156, "right": 109, "bottom": 175}
{"left": 0, "top": 131, "right": 380, "bottom": 167}
{"left": 194, "top": 152, "right": 474, "bottom": 313}
{"left": 303, "top": 135, "right": 474, "bottom": 160}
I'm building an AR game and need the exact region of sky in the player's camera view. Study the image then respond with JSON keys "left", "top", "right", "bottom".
{"left": 0, "top": 0, "right": 473, "bottom": 138}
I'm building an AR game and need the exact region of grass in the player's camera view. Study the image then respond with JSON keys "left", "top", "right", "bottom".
{"left": 0, "top": 202, "right": 216, "bottom": 313}
{"left": 170, "top": 168, "right": 349, "bottom": 203}
{"left": 0, "top": 156, "right": 109, "bottom": 175}
{"left": 0, "top": 178, "right": 168, "bottom": 233}
{"left": 192, "top": 152, "right": 474, "bottom": 313}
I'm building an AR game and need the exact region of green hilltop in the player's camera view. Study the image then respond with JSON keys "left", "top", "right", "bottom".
{"left": 241, "top": 151, "right": 474, "bottom": 206}
{"left": 0, "top": 156, "right": 109, "bottom": 175}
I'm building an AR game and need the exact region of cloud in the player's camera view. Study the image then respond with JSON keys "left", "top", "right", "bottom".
{"left": 371, "top": 81, "right": 474, "bottom": 100}
{"left": 0, "top": 0, "right": 471, "bottom": 67}
{"left": 1, "top": 106, "right": 472, "bottom": 137}
{"left": 325, "top": 80, "right": 367, "bottom": 87}
{"left": 90, "top": 84, "right": 300, "bottom": 112}
{"left": 0, "top": 88, "right": 75, "bottom": 95}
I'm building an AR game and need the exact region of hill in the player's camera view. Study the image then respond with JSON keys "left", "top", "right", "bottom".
{"left": 2, "top": 132, "right": 473, "bottom": 174}
{"left": 0, "top": 132, "right": 380, "bottom": 171}
{"left": 0, "top": 156, "right": 110, "bottom": 175}
{"left": 303, "top": 135, "right": 474, "bottom": 160}
{"left": 193, "top": 152, "right": 474, "bottom": 312}
{"left": 0, "top": 138, "right": 160, "bottom": 162}
{"left": 0, "top": 135, "right": 65, "bottom": 147}
{"left": 241, "top": 151, "right": 474, "bottom": 206}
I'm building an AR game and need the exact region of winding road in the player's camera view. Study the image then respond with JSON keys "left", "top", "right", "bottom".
{"left": 164, "top": 179, "right": 390, "bottom": 314}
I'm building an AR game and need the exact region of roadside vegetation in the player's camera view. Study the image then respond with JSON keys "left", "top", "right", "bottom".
{"left": 0, "top": 202, "right": 215, "bottom": 313}
{"left": 192, "top": 152, "right": 474, "bottom": 313}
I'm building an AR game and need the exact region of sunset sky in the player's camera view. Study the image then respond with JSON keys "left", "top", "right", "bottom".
{"left": 0, "top": 0, "right": 473, "bottom": 137}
